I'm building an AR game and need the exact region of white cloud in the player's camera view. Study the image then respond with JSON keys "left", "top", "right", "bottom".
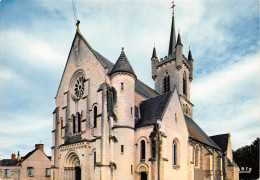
{"left": 1, "top": 30, "right": 66, "bottom": 69}
{"left": 191, "top": 53, "right": 260, "bottom": 149}
{"left": 192, "top": 54, "right": 260, "bottom": 103}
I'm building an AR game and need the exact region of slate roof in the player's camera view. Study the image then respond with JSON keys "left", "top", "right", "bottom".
{"left": 0, "top": 159, "right": 18, "bottom": 166}
{"left": 184, "top": 115, "right": 222, "bottom": 150}
{"left": 135, "top": 79, "right": 159, "bottom": 98}
{"left": 210, "top": 134, "right": 229, "bottom": 152}
{"left": 135, "top": 91, "right": 173, "bottom": 128}
{"left": 110, "top": 48, "right": 136, "bottom": 78}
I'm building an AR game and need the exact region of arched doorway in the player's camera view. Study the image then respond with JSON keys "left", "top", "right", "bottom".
{"left": 64, "top": 152, "right": 81, "bottom": 180}
{"left": 136, "top": 163, "right": 149, "bottom": 180}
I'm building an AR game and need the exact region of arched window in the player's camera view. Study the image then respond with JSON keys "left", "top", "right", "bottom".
{"left": 183, "top": 72, "right": 187, "bottom": 96}
{"left": 163, "top": 72, "right": 170, "bottom": 93}
{"left": 93, "top": 106, "right": 97, "bottom": 128}
{"left": 77, "top": 113, "right": 81, "bottom": 133}
{"left": 72, "top": 115, "right": 76, "bottom": 134}
{"left": 140, "top": 140, "right": 146, "bottom": 160}
{"left": 173, "top": 140, "right": 178, "bottom": 165}
{"left": 195, "top": 146, "right": 200, "bottom": 167}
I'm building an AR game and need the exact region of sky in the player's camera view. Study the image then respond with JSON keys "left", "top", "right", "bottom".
{"left": 0, "top": 0, "right": 259, "bottom": 159}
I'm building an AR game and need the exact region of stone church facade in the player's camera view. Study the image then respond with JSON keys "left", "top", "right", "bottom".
{"left": 51, "top": 3, "right": 239, "bottom": 180}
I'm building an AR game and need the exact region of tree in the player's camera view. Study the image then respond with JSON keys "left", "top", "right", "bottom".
{"left": 233, "top": 138, "right": 259, "bottom": 179}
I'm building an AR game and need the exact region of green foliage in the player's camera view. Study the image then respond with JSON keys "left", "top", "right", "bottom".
{"left": 233, "top": 138, "right": 259, "bottom": 179}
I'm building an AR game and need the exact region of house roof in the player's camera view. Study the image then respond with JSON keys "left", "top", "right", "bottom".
{"left": 184, "top": 115, "right": 222, "bottom": 150}
{"left": 210, "top": 133, "right": 229, "bottom": 152}
{"left": 16, "top": 149, "right": 38, "bottom": 165}
{"left": 0, "top": 159, "right": 18, "bottom": 166}
{"left": 135, "top": 91, "right": 173, "bottom": 128}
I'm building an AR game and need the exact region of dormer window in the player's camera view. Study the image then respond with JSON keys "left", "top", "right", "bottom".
{"left": 163, "top": 72, "right": 170, "bottom": 93}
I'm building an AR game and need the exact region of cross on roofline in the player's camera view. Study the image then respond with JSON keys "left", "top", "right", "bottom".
{"left": 76, "top": 20, "right": 80, "bottom": 32}
{"left": 171, "top": 0, "right": 176, "bottom": 15}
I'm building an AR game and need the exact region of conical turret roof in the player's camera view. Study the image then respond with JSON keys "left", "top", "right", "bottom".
{"left": 188, "top": 47, "right": 193, "bottom": 61}
{"left": 176, "top": 32, "right": 183, "bottom": 47}
{"left": 110, "top": 48, "right": 136, "bottom": 78}
{"left": 152, "top": 46, "right": 158, "bottom": 59}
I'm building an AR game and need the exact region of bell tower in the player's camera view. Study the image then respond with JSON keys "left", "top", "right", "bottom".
{"left": 151, "top": 1, "right": 194, "bottom": 118}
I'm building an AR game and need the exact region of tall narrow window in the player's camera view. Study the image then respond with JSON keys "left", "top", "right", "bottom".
{"left": 77, "top": 113, "right": 81, "bottom": 132}
{"left": 73, "top": 115, "right": 76, "bottom": 134}
{"left": 94, "top": 106, "right": 97, "bottom": 128}
{"left": 163, "top": 72, "right": 170, "bottom": 93}
{"left": 121, "top": 83, "right": 124, "bottom": 90}
{"left": 121, "top": 145, "right": 124, "bottom": 153}
{"left": 94, "top": 151, "right": 96, "bottom": 169}
{"left": 61, "top": 119, "right": 63, "bottom": 137}
{"left": 195, "top": 147, "right": 200, "bottom": 167}
{"left": 183, "top": 72, "right": 187, "bottom": 96}
{"left": 173, "top": 140, "right": 178, "bottom": 165}
{"left": 140, "top": 140, "right": 146, "bottom": 160}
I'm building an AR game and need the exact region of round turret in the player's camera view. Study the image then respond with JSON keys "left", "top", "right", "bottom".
{"left": 110, "top": 48, "right": 136, "bottom": 179}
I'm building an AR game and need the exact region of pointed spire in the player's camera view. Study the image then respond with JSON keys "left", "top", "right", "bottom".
{"left": 152, "top": 44, "right": 158, "bottom": 59}
{"left": 110, "top": 47, "right": 136, "bottom": 79}
{"left": 188, "top": 46, "right": 193, "bottom": 61}
{"left": 176, "top": 30, "right": 183, "bottom": 47}
{"left": 168, "top": 1, "right": 177, "bottom": 55}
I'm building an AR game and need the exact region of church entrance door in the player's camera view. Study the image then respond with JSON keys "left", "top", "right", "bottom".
{"left": 75, "top": 166, "right": 81, "bottom": 180}
{"left": 141, "top": 172, "right": 147, "bottom": 180}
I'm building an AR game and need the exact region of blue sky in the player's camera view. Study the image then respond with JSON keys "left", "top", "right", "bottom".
{"left": 0, "top": 0, "right": 259, "bottom": 159}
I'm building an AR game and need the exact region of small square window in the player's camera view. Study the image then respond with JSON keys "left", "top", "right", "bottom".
{"left": 45, "top": 168, "right": 50, "bottom": 177}
{"left": 121, "top": 145, "right": 124, "bottom": 153}
{"left": 27, "top": 167, "right": 34, "bottom": 177}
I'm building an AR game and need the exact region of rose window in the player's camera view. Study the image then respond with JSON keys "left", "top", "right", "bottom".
{"left": 74, "top": 76, "right": 85, "bottom": 99}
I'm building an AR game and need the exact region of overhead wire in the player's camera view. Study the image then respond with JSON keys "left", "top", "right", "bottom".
{"left": 72, "top": 0, "right": 78, "bottom": 27}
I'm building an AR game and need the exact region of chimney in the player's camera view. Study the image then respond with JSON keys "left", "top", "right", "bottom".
{"left": 35, "top": 144, "right": 44, "bottom": 152}
{"left": 11, "top": 153, "right": 16, "bottom": 159}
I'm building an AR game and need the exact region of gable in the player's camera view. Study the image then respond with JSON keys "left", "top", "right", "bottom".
{"left": 55, "top": 32, "right": 111, "bottom": 99}
{"left": 18, "top": 149, "right": 50, "bottom": 165}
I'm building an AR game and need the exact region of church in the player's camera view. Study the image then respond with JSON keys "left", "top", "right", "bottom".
{"left": 51, "top": 2, "right": 239, "bottom": 180}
